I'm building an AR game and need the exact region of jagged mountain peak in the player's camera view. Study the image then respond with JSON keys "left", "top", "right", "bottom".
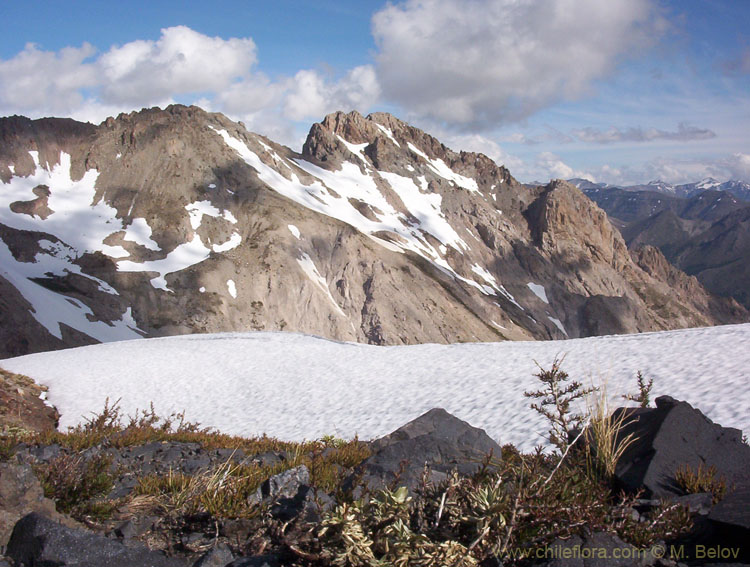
{"left": 0, "top": 107, "right": 745, "bottom": 358}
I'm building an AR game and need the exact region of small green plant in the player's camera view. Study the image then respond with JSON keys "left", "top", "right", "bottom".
{"left": 674, "top": 463, "right": 727, "bottom": 504}
{"left": 36, "top": 452, "right": 114, "bottom": 518}
{"left": 524, "top": 357, "right": 597, "bottom": 452}
{"left": 621, "top": 371, "right": 654, "bottom": 408}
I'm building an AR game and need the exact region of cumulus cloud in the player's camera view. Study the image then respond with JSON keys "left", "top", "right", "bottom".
{"left": 0, "top": 43, "right": 99, "bottom": 116}
{"left": 283, "top": 65, "right": 380, "bottom": 121}
{"left": 0, "top": 26, "right": 380, "bottom": 137}
{"left": 97, "top": 26, "right": 258, "bottom": 106}
{"left": 372, "top": 0, "right": 665, "bottom": 129}
{"left": 572, "top": 123, "right": 716, "bottom": 144}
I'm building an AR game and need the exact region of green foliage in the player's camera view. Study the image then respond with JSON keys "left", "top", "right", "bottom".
{"left": 319, "top": 486, "right": 477, "bottom": 566}
{"left": 134, "top": 459, "right": 263, "bottom": 519}
{"left": 621, "top": 371, "right": 654, "bottom": 408}
{"left": 36, "top": 452, "right": 114, "bottom": 519}
{"left": 674, "top": 463, "right": 727, "bottom": 504}
{"left": 315, "top": 446, "right": 692, "bottom": 566}
{"left": 524, "top": 357, "right": 597, "bottom": 452}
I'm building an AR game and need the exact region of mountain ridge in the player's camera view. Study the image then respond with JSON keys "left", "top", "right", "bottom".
{"left": 0, "top": 105, "right": 745, "bottom": 358}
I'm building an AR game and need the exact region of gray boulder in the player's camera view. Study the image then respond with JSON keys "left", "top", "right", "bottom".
{"left": 347, "top": 407, "right": 502, "bottom": 494}
{"left": 612, "top": 396, "right": 750, "bottom": 499}
{"left": 249, "top": 465, "right": 310, "bottom": 504}
{"left": 7, "top": 512, "right": 187, "bottom": 567}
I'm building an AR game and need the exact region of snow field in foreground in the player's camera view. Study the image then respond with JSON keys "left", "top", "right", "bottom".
{"left": 2, "top": 324, "right": 749, "bottom": 452}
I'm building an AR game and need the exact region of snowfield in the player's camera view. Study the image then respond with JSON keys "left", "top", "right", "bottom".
{"left": 2, "top": 324, "right": 749, "bottom": 452}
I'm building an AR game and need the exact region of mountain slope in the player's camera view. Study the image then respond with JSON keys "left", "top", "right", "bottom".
{"left": 0, "top": 106, "right": 745, "bottom": 357}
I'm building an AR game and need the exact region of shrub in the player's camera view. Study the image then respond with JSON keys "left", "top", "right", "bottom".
{"left": 621, "top": 371, "right": 654, "bottom": 408}
{"left": 36, "top": 452, "right": 114, "bottom": 518}
{"left": 674, "top": 463, "right": 727, "bottom": 504}
{"left": 524, "top": 357, "right": 597, "bottom": 452}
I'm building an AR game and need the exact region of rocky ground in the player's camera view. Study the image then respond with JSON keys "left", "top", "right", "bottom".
{"left": 0, "top": 372, "right": 748, "bottom": 566}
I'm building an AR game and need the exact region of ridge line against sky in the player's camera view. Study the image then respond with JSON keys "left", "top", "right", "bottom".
{"left": 1, "top": 0, "right": 749, "bottom": 185}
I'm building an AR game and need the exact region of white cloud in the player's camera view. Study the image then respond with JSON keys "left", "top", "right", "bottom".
{"left": 0, "top": 43, "right": 99, "bottom": 116}
{"left": 98, "top": 26, "right": 258, "bottom": 106}
{"left": 715, "top": 153, "right": 750, "bottom": 181}
{"left": 372, "top": 0, "right": 665, "bottom": 129}
{"left": 440, "top": 132, "right": 523, "bottom": 172}
{"left": 283, "top": 65, "right": 380, "bottom": 121}
{"left": 569, "top": 153, "right": 750, "bottom": 186}
{"left": 534, "top": 152, "right": 595, "bottom": 182}
{"left": 0, "top": 26, "right": 382, "bottom": 146}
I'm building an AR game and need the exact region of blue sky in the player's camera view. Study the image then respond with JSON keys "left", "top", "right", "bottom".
{"left": 1, "top": 0, "right": 748, "bottom": 184}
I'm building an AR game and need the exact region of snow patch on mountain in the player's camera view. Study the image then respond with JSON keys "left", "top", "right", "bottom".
{"left": 117, "top": 236, "right": 212, "bottom": 291}
{"left": 0, "top": 239, "right": 142, "bottom": 341}
{"left": 0, "top": 151, "right": 127, "bottom": 258}
{"left": 406, "top": 143, "right": 479, "bottom": 192}
{"left": 122, "top": 218, "right": 160, "bottom": 251}
{"left": 527, "top": 282, "right": 549, "bottom": 304}
{"left": 375, "top": 123, "right": 400, "bottom": 147}
{"left": 297, "top": 252, "right": 346, "bottom": 317}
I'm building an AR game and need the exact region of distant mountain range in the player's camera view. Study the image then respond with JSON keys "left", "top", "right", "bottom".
{"left": 580, "top": 182, "right": 750, "bottom": 309}
{"left": 569, "top": 177, "right": 750, "bottom": 201}
{"left": 0, "top": 106, "right": 746, "bottom": 358}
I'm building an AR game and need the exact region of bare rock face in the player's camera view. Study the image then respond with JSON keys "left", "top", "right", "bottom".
{"left": 0, "top": 107, "right": 745, "bottom": 358}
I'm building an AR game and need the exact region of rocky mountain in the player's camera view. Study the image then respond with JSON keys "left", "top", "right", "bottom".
{"left": 0, "top": 106, "right": 745, "bottom": 358}
{"left": 584, "top": 185, "right": 750, "bottom": 308}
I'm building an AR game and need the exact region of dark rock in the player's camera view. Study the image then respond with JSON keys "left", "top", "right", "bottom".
{"left": 674, "top": 492, "right": 713, "bottom": 515}
{"left": 219, "top": 518, "right": 256, "bottom": 541}
{"left": 193, "top": 543, "right": 234, "bottom": 566}
{"left": 709, "top": 480, "right": 750, "bottom": 530}
{"left": 705, "top": 479, "right": 750, "bottom": 562}
{"left": 114, "top": 515, "right": 156, "bottom": 539}
{"left": 613, "top": 396, "right": 750, "bottom": 499}
{"left": 7, "top": 512, "right": 187, "bottom": 566}
{"left": 214, "top": 448, "right": 245, "bottom": 462}
{"left": 29, "top": 443, "right": 61, "bottom": 462}
{"left": 251, "top": 452, "right": 283, "bottom": 467}
{"left": 131, "top": 441, "right": 164, "bottom": 460}
{"left": 270, "top": 485, "right": 336, "bottom": 523}
{"left": 347, "top": 408, "right": 502, "bottom": 494}
{"left": 540, "top": 532, "right": 654, "bottom": 566}
{"left": 226, "top": 555, "right": 281, "bottom": 567}
{"left": 184, "top": 454, "right": 212, "bottom": 474}
{"left": 108, "top": 474, "right": 139, "bottom": 499}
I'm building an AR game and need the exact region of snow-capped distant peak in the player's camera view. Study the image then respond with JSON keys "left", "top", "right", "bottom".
{"left": 695, "top": 178, "right": 721, "bottom": 189}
